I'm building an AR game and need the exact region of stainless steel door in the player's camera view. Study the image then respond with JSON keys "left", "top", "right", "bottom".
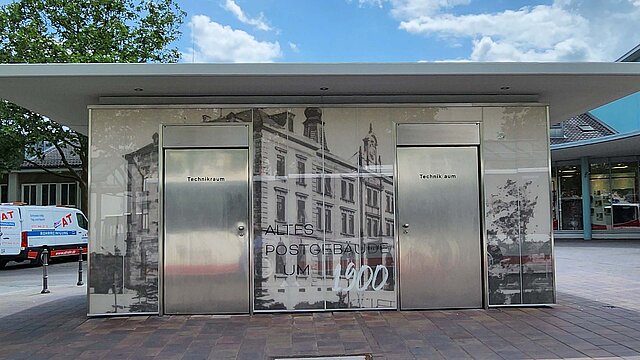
{"left": 397, "top": 146, "right": 482, "bottom": 309}
{"left": 164, "top": 148, "right": 249, "bottom": 314}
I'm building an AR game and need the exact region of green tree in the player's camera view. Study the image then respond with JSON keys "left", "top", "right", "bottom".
{"left": 0, "top": 0, "right": 185, "bottom": 213}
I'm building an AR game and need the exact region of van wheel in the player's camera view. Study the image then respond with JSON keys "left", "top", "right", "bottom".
{"left": 30, "top": 252, "right": 42, "bottom": 266}
{"left": 0, "top": 260, "right": 7, "bottom": 269}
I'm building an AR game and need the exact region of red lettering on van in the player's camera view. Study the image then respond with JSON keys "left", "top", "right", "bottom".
{"left": 1, "top": 211, "right": 14, "bottom": 220}
{"left": 61, "top": 213, "right": 72, "bottom": 227}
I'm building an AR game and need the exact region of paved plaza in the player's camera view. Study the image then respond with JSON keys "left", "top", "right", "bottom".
{"left": 1, "top": 240, "right": 640, "bottom": 359}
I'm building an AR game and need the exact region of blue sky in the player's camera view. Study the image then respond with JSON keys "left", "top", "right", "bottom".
{"left": 176, "top": 0, "right": 640, "bottom": 133}
{"left": 176, "top": 0, "right": 640, "bottom": 63}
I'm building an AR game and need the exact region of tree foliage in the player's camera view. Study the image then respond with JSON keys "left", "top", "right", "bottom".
{"left": 0, "top": 0, "right": 185, "bottom": 211}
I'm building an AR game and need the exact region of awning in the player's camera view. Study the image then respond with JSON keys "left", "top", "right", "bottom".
{"left": 1, "top": 62, "right": 640, "bottom": 134}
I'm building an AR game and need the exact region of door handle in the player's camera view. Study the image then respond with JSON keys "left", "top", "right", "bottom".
{"left": 402, "top": 223, "right": 409, "bottom": 234}
{"left": 237, "top": 225, "right": 245, "bottom": 237}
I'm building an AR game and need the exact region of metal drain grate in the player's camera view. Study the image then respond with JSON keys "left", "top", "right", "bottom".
{"left": 274, "top": 355, "right": 372, "bottom": 360}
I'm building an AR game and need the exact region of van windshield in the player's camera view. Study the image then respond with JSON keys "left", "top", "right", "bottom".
{"left": 76, "top": 213, "right": 88, "bottom": 230}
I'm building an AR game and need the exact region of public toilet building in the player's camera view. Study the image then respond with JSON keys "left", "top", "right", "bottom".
{"left": 1, "top": 63, "right": 639, "bottom": 316}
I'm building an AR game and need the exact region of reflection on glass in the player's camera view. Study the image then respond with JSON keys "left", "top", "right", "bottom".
{"left": 611, "top": 161, "right": 639, "bottom": 228}
{"left": 558, "top": 165, "right": 582, "bottom": 230}
{"left": 89, "top": 108, "right": 238, "bottom": 314}
{"left": 484, "top": 107, "right": 554, "bottom": 306}
{"left": 590, "top": 161, "right": 611, "bottom": 230}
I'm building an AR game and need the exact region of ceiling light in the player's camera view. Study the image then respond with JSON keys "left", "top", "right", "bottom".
{"left": 134, "top": 87, "right": 144, "bottom": 92}
{"left": 320, "top": 87, "right": 329, "bottom": 91}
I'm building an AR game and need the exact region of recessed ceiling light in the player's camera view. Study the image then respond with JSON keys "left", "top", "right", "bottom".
{"left": 499, "top": 86, "right": 510, "bottom": 91}
{"left": 320, "top": 87, "right": 329, "bottom": 91}
{"left": 134, "top": 87, "right": 144, "bottom": 92}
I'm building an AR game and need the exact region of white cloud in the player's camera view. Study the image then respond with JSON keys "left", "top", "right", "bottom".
{"left": 357, "top": 0, "right": 640, "bottom": 61}
{"left": 223, "top": 0, "right": 273, "bottom": 31}
{"left": 289, "top": 42, "right": 300, "bottom": 53}
{"left": 182, "top": 15, "right": 281, "bottom": 63}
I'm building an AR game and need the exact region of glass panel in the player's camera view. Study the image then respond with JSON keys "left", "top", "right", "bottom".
{"left": 611, "top": 160, "right": 639, "bottom": 228}
{"left": 590, "top": 160, "right": 611, "bottom": 230}
{"left": 61, "top": 184, "right": 69, "bottom": 205}
{"left": 69, "top": 183, "right": 77, "bottom": 206}
{"left": 41, "top": 184, "right": 48, "bottom": 205}
{"left": 49, "top": 184, "right": 56, "bottom": 205}
{"left": 30, "top": 185, "right": 37, "bottom": 205}
{"left": 483, "top": 107, "right": 554, "bottom": 305}
{"left": 252, "top": 107, "right": 294, "bottom": 311}
{"left": 89, "top": 107, "right": 232, "bottom": 314}
{"left": 1, "top": 185, "right": 7, "bottom": 203}
{"left": 551, "top": 167, "right": 558, "bottom": 230}
{"left": 558, "top": 165, "right": 582, "bottom": 230}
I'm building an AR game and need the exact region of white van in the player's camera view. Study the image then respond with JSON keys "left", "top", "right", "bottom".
{"left": 0, "top": 204, "right": 88, "bottom": 268}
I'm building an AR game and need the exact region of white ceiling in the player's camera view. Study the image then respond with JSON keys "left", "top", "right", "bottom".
{"left": 1, "top": 62, "right": 640, "bottom": 135}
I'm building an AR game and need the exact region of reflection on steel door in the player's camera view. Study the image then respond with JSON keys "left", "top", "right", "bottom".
{"left": 164, "top": 148, "right": 249, "bottom": 314}
{"left": 397, "top": 146, "right": 482, "bottom": 309}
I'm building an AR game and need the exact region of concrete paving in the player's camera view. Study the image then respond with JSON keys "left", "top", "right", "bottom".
{"left": 1, "top": 241, "right": 640, "bottom": 359}
{"left": 0, "top": 258, "right": 86, "bottom": 317}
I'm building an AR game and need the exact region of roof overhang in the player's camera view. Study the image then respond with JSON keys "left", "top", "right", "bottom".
{"left": 1, "top": 62, "right": 640, "bottom": 135}
{"left": 551, "top": 130, "right": 640, "bottom": 161}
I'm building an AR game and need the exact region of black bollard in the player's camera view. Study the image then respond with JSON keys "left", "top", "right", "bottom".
{"left": 77, "top": 248, "right": 84, "bottom": 286}
{"left": 41, "top": 248, "right": 50, "bottom": 294}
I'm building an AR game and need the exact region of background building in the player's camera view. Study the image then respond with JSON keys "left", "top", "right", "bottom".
{"left": 0, "top": 145, "right": 81, "bottom": 208}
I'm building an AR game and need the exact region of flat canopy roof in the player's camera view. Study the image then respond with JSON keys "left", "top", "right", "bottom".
{"left": 551, "top": 130, "right": 640, "bottom": 161}
{"left": 1, "top": 62, "right": 640, "bottom": 134}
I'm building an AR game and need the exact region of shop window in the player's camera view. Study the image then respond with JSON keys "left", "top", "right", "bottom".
{"left": 552, "top": 167, "right": 558, "bottom": 230}
{"left": 590, "top": 161, "right": 611, "bottom": 230}
{"left": 610, "top": 160, "right": 639, "bottom": 228}
{"left": 558, "top": 165, "right": 582, "bottom": 230}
